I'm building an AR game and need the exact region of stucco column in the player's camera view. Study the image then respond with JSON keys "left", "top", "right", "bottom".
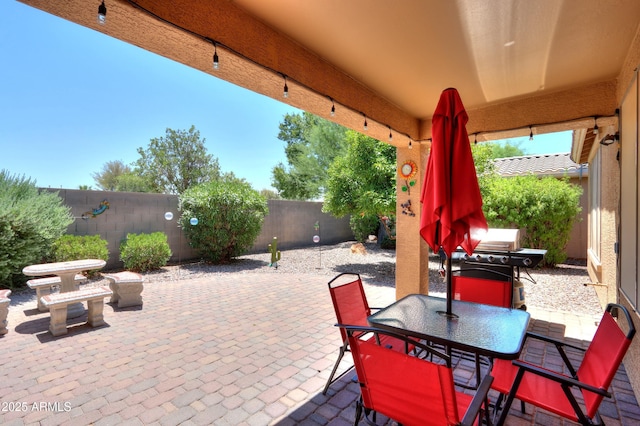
{"left": 395, "top": 142, "right": 431, "bottom": 299}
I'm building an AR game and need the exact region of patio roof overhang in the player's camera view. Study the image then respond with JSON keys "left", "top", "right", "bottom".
{"left": 17, "top": 0, "right": 640, "bottom": 155}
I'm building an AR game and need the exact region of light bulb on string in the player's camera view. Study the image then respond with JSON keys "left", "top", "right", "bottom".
{"left": 388, "top": 127, "right": 393, "bottom": 142}
{"left": 212, "top": 43, "right": 219, "bottom": 70}
{"left": 363, "top": 114, "right": 368, "bottom": 131}
{"left": 283, "top": 75, "right": 289, "bottom": 98}
{"left": 529, "top": 126, "right": 534, "bottom": 141}
{"left": 330, "top": 98, "right": 335, "bottom": 117}
{"left": 408, "top": 140, "right": 413, "bottom": 150}
{"left": 98, "top": 1, "right": 107, "bottom": 25}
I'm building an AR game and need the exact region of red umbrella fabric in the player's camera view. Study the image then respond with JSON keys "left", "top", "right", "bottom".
{"left": 420, "top": 88, "right": 488, "bottom": 257}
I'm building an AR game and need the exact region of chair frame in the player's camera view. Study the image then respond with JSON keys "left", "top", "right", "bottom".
{"left": 494, "top": 303, "right": 636, "bottom": 426}
{"left": 323, "top": 273, "right": 412, "bottom": 395}
{"left": 340, "top": 324, "right": 493, "bottom": 426}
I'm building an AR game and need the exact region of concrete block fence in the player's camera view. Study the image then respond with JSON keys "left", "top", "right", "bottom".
{"left": 43, "top": 189, "right": 353, "bottom": 270}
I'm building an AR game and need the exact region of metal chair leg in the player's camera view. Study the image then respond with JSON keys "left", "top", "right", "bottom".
{"left": 323, "top": 340, "right": 349, "bottom": 395}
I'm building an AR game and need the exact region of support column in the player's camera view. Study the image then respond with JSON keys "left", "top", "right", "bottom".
{"left": 395, "top": 141, "right": 431, "bottom": 300}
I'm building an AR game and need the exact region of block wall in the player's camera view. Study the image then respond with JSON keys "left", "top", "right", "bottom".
{"left": 44, "top": 189, "right": 353, "bottom": 270}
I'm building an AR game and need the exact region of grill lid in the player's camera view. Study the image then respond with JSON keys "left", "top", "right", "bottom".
{"left": 474, "top": 228, "right": 520, "bottom": 251}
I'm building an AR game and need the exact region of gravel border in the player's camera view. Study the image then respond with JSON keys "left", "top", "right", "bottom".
{"left": 9, "top": 241, "right": 602, "bottom": 317}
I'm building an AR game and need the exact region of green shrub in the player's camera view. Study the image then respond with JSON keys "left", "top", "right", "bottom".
{"left": 482, "top": 175, "right": 582, "bottom": 266}
{"left": 180, "top": 180, "right": 268, "bottom": 263}
{"left": 350, "top": 213, "right": 380, "bottom": 242}
{"left": 50, "top": 235, "right": 109, "bottom": 277}
{"left": 119, "top": 232, "right": 172, "bottom": 272}
{"left": 0, "top": 171, "right": 73, "bottom": 288}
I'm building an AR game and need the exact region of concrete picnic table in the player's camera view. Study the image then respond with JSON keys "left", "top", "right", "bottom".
{"left": 23, "top": 259, "right": 106, "bottom": 319}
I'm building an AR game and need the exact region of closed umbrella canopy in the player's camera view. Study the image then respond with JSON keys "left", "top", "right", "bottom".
{"left": 420, "top": 88, "right": 487, "bottom": 257}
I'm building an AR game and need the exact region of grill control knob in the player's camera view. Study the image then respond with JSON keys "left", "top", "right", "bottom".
{"left": 463, "top": 254, "right": 470, "bottom": 260}
{"left": 523, "top": 258, "right": 532, "bottom": 267}
{"left": 500, "top": 256, "right": 508, "bottom": 264}
{"left": 487, "top": 255, "right": 495, "bottom": 263}
{"left": 475, "top": 254, "right": 483, "bottom": 262}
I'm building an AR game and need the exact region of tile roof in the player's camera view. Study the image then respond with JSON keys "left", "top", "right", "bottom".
{"left": 493, "top": 153, "right": 588, "bottom": 178}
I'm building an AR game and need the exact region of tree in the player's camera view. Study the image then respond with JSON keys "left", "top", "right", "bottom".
{"left": 92, "top": 160, "right": 131, "bottom": 191}
{"left": 260, "top": 188, "right": 281, "bottom": 199}
{"left": 134, "top": 126, "right": 220, "bottom": 194}
{"left": 323, "top": 131, "right": 396, "bottom": 239}
{"left": 490, "top": 140, "right": 526, "bottom": 158}
{"left": 114, "top": 172, "right": 152, "bottom": 193}
{"left": 271, "top": 112, "right": 347, "bottom": 199}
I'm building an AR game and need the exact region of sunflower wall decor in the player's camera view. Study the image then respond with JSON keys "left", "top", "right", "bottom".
{"left": 398, "top": 160, "right": 417, "bottom": 195}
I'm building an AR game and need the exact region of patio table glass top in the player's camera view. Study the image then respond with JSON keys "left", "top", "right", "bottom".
{"left": 368, "top": 294, "right": 530, "bottom": 359}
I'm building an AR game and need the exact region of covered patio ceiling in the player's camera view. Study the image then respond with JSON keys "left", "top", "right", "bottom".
{"left": 19, "top": 0, "right": 640, "bottom": 149}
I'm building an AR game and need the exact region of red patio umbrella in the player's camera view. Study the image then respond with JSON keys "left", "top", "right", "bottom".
{"left": 420, "top": 88, "right": 488, "bottom": 316}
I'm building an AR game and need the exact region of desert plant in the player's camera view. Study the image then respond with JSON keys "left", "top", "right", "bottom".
{"left": 482, "top": 175, "right": 582, "bottom": 266}
{"left": 350, "top": 213, "right": 380, "bottom": 242}
{"left": 0, "top": 171, "right": 73, "bottom": 288}
{"left": 50, "top": 235, "right": 109, "bottom": 277}
{"left": 119, "top": 232, "right": 172, "bottom": 272}
{"left": 180, "top": 180, "right": 268, "bottom": 263}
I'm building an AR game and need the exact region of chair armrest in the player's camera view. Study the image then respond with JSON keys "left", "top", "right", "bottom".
{"left": 336, "top": 323, "right": 449, "bottom": 360}
{"left": 461, "top": 374, "right": 493, "bottom": 426}
{"left": 525, "top": 332, "right": 586, "bottom": 352}
{"left": 512, "top": 360, "right": 611, "bottom": 397}
{"left": 524, "top": 332, "right": 585, "bottom": 377}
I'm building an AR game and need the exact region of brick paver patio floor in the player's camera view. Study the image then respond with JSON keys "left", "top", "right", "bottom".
{"left": 1, "top": 272, "right": 639, "bottom": 425}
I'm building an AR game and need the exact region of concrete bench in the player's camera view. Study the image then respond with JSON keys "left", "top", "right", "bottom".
{"left": 0, "top": 289, "right": 11, "bottom": 335}
{"left": 41, "top": 286, "right": 113, "bottom": 336}
{"left": 27, "top": 274, "right": 87, "bottom": 312}
{"left": 103, "top": 272, "right": 144, "bottom": 308}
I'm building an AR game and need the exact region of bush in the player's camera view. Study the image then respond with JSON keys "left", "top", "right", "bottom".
{"left": 482, "top": 175, "right": 582, "bottom": 266}
{"left": 0, "top": 171, "right": 73, "bottom": 288}
{"left": 180, "top": 180, "right": 268, "bottom": 263}
{"left": 350, "top": 213, "right": 380, "bottom": 242}
{"left": 50, "top": 235, "right": 109, "bottom": 277}
{"left": 120, "top": 232, "right": 172, "bottom": 272}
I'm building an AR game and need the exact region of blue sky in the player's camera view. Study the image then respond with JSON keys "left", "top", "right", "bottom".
{"left": 1, "top": 1, "right": 570, "bottom": 191}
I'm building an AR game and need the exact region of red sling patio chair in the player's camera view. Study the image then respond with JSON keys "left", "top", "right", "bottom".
{"left": 450, "top": 270, "right": 514, "bottom": 389}
{"left": 491, "top": 303, "right": 636, "bottom": 426}
{"left": 339, "top": 324, "right": 493, "bottom": 426}
{"left": 322, "top": 273, "right": 415, "bottom": 395}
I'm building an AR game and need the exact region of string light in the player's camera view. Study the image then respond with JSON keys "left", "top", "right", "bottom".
{"left": 388, "top": 126, "right": 393, "bottom": 142}
{"left": 98, "top": 1, "right": 107, "bottom": 25}
{"left": 121, "top": 0, "right": 422, "bottom": 146}
{"left": 212, "top": 42, "right": 219, "bottom": 70}
{"left": 529, "top": 126, "right": 534, "bottom": 141}
{"left": 474, "top": 133, "right": 477, "bottom": 145}
{"left": 593, "top": 117, "right": 599, "bottom": 135}
{"left": 408, "top": 140, "right": 413, "bottom": 150}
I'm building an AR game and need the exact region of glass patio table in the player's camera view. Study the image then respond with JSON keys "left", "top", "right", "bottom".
{"left": 368, "top": 294, "right": 530, "bottom": 360}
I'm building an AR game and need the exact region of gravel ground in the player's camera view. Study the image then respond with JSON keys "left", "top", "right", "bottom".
{"left": 10, "top": 241, "right": 603, "bottom": 316}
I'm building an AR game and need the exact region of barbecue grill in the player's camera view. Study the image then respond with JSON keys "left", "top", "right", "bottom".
{"left": 448, "top": 228, "right": 546, "bottom": 310}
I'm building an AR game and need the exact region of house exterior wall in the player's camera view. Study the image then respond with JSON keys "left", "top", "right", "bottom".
{"left": 566, "top": 176, "right": 588, "bottom": 260}
{"left": 43, "top": 189, "right": 353, "bottom": 270}
{"left": 603, "top": 30, "right": 640, "bottom": 398}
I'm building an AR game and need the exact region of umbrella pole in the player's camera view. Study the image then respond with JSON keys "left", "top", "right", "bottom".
{"left": 437, "top": 253, "right": 458, "bottom": 318}
{"left": 446, "top": 255, "right": 453, "bottom": 316}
